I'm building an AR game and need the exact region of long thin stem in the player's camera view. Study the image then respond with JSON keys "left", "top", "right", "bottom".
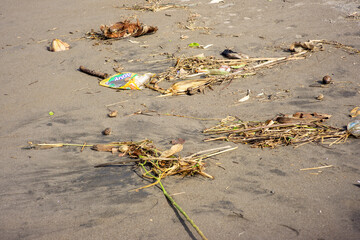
{"left": 137, "top": 162, "right": 208, "bottom": 239}
{"left": 158, "top": 181, "right": 208, "bottom": 240}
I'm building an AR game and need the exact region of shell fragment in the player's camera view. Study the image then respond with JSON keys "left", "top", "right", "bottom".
{"left": 50, "top": 39, "right": 70, "bottom": 52}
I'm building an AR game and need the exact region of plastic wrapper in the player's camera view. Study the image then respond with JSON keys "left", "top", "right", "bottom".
{"left": 99, "top": 72, "right": 154, "bottom": 90}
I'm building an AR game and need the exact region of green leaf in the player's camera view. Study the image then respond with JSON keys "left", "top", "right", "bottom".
{"left": 188, "top": 42, "right": 200, "bottom": 47}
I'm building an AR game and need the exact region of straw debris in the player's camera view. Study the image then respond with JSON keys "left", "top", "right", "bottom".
{"left": 27, "top": 140, "right": 237, "bottom": 180}
{"left": 203, "top": 113, "right": 350, "bottom": 148}
{"left": 27, "top": 139, "right": 230, "bottom": 240}
{"left": 146, "top": 39, "right": 359, "bottom": 96}
{"left": 146, "top": 51, "right": 306, "bottom": 96}
{"left": 115, "top": 3, "right": 188, "bottom": 12}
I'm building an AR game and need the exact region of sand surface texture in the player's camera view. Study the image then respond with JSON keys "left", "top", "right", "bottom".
{"left": 1, "top": 0, "right": 360, "bottom": 239}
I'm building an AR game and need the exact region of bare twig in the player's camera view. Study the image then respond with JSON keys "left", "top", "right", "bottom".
{"left": 79, "top": 66, "right": 109, "bottom": 79}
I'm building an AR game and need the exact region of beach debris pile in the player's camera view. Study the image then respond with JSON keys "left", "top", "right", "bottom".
{"left": 27, "top": 139, "right": 237, "bottom": 181}
{"left": 146, "top": 50, "right": 307, "bottom": 96}
{"left": 145, "top": 39, "right": 360, "bottom": 96}
{"left": 203, "top": 113, "right": 351, "bottom": 148}
{"left": 86, "top": 19, "right": 158, "bottom": 39}
{"left": 77, "top": 39, "right": 359, "bottom": 96}
{"left": 27, "top": 138, "right": 234, "bottom": 240}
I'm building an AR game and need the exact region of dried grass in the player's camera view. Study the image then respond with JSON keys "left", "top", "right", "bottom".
{"left": 115, "top": 3, "right": 188, "bottom": 12}
{"left": 27, "top": 140, "right": 236, "bottom": 181}
{"left": 146, "top": 51, "right": 307, "bottom": 96}
{"left": 146, "top": 39, "right": 360, "bottom": 96}
{"left": 203, "top": 116, "right": 350, "bottom": 148}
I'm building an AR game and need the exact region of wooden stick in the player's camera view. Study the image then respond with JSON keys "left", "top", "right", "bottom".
{"left": 79, "top": 66, "right": 109, "bottom": 79}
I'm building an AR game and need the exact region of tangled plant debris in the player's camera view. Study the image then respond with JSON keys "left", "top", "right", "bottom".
{"left": 147, "top": 51, "right": 307, "bottom": 96}
{"left": 27, "top": 139, "right": 236, "bottom": 181}
{"left": 26, "top": 140, "right": 236, "bottom": 240}
{"left": 115, "top": 2, "right": 188, "bottom": 12}
{"left": 145, "top": 39, "right": 360, "bottom": 96}
{"left": 203, "top": 113, "right": 351, "bottom": 148}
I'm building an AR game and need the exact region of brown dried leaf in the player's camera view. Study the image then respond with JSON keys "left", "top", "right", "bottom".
{"left": 166, "top": 79, "right": 209, "bottom": 94}
{"left": 100, "top": 19, "right": 158, "bottom": 39}
{"left": 161, "top": 144, "right": 183, "bottom": 158}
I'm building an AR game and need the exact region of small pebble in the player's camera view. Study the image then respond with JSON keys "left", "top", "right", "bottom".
{"left": 322, "top": 75, "right": 332, "bottom": 84}
{"left": 103, "top": 128, "right": 112, "bottom": 135}
{"left": 108, "top": 110, "right": 118, "bottom": 118}
{"left": 316, "top": 94, "right": 324, "bottom": 100}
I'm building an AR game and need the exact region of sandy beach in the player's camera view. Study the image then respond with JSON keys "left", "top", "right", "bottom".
{"left": 1, "top": 0, "right": 360, "bottom": 239}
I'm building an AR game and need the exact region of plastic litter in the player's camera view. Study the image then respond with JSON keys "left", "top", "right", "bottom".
{"left": 99, "top": 72, "right": 154, "bottom": 90}
{"left": 347, "top": 120, "right": 360, "bottom": 138}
